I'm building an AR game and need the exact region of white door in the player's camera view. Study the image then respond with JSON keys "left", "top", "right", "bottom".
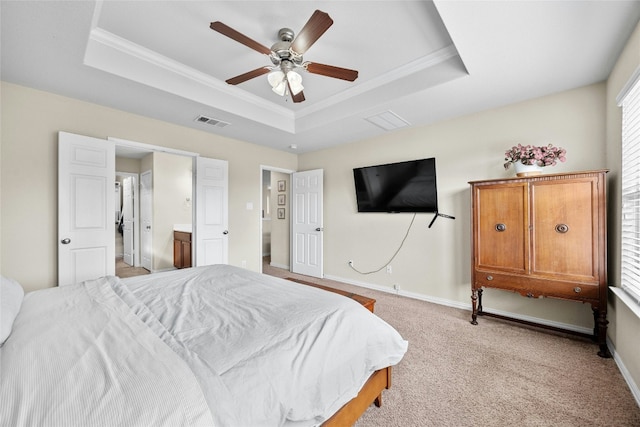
{"left": 58, "top": 131, "right": 115, "bottom": 286}
{"left": 122, "top": 176, "right": 135, "bottom": 266}
{"left": 291, "top": 169, "right": 324, "bottom": 278}
{"left": 195, "top": 157, "right": 229, "bottom": 266}
{"left": 140, "top": 170, "right": 153, "bottom": 271}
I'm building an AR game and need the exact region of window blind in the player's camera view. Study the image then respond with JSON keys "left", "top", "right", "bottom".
{"left": 620, "top": 78, "right": 640, "bottom": 305}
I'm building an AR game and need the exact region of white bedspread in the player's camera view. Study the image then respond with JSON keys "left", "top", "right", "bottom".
{"left": 0, "top": 276, "right": 214, "bottom": 427}
{"left": 0, "top": 265, "right": 407, "bottom": 427}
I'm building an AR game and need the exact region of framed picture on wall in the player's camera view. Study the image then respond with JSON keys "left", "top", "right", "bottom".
{"left": 277, "top": 208, "right": 285, "bottom": 219}
{"left": 278, "top": 194, "right": 286, "bottom": 205}
{"left": 278, "top": 180, "right": 286, "bottom": 192}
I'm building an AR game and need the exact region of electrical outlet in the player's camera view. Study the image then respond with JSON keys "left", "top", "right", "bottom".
{"left": 386, "top": 265, "right": 392, "bottom": 274}
{"left": 348, "top": 260, "right": 354, "bottom": 266}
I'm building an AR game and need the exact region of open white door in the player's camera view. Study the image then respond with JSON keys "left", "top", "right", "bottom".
{"left": 291, "top": 169, "right": 324, "bottom": 278}
{"left": 122, "top": 176, "right": 135, "bottom": 266}
{"left": 195, "top": 157, "right": 229, "bottom": 266}
{"left": 58, "top": 131, "right": 115, "bottom": 286}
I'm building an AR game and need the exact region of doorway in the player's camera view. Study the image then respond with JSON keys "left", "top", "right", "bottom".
{"left": 114, "top": 142, "right": 195, "bottom": 278}
{"left": 261, "top": 167, "right": 293, "bottom": 275}
{"left": 58, "top": 132, "right": 229, "bottom": 285}
{"left": 260, "top": 167, "right": 325, "bottom": 279}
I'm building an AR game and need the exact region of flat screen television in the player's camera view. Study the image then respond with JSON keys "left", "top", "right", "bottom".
{"left": 353, "top": 157, "right": 438, "bottom": 213}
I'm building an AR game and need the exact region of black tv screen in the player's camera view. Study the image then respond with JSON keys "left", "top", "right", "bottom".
{"left": 353, "top": 158, "right": 438, "bottom": 213}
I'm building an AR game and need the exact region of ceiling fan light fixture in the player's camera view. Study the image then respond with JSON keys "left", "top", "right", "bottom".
{"left": 211, "top": 10, "right": 359, "bottom": 103}
{"left": 268, "top": 70, "right": 287, "bottom": 96}
{"left": 286, "top": 71, "right": 304, "bottom": 95}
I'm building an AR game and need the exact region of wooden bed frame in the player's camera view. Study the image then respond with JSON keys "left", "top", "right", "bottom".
{"left": 322, "top": 366, "right": 392, "bottom": 426}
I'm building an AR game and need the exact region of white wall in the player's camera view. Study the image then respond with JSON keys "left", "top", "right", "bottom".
{"left": 0, "top": 82, "right": 297, "bottom": 291}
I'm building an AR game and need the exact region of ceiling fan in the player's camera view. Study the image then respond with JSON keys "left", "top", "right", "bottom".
{"left": 210, "top": 10, "right": 358, "bottom": 103}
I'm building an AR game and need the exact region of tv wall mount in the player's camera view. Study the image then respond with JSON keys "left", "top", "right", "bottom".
{"left": 428, "top": 212, "right": 456, "bottom": 228}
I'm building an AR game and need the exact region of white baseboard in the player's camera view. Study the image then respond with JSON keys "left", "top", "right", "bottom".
{"left": 607, "top": 336, "right": 640, "bottom": 407}
{"left": 324, "top": 274, "right": 593, "bottom": 336}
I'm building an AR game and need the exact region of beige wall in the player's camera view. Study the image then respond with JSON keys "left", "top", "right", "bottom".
{"left": 0, "top": 82, "right": 297, "bottom": 291}
{"left": 605, "top": 21, "right": 640, "bottom": 397}
{"left": 116, "top": 156, "right": 141, "bottom": 174}
{"left": 270, "top": 171, "right": 290, "bottom": 268}
{"left": 300, "top": 83, "right": 606, "bottom": 329}
{"left": 151, "top": 152, "right": 193, "bottom": 271}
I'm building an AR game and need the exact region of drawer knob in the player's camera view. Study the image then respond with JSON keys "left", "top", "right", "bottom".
{"left": 555, "top": 224, "right": 569, "bottom": 233}
{"left": 574, "top": 287, "right": 582, "bottom": 293}
{"left": 495, "top": 223, "right": 506, "bottom": 232}
{"left": 486, "top": 275, "right": 493, "bottom": 281}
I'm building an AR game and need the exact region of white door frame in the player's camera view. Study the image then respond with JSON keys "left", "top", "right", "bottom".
{"left": 259, "top": 165, "right": 295, "bottom": 273}
{"left": 140, "top": 170, "right": 153, "bottom": 271}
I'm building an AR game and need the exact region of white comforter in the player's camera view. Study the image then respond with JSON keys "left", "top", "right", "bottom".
{"left": 0, "top": 265, "right": 407, "bottom": 426}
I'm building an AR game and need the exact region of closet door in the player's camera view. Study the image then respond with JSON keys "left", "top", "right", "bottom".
{"left": 195, "top": 157, "right": 229, "bottom": 266}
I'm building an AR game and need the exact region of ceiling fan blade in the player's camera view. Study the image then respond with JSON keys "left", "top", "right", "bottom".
{"left": 210, "top": 21, "right": 272, "bottom": 55}
{"left": 305, "top": 62, "right": 358, "bottom": 82}
{"left": 287, "top": 81, "right": 305, "bottom": 103}
{"left": 226, "top": 67, "right": 271, "bottom": 85}
{"left": 290, "top": 10, "right": 333, "bottom": 55}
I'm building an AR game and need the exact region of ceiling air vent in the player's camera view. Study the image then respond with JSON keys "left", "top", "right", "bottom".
{"left": 365, "top": 110, "right": 410, "bottom": 131}
{"left": 195, "top": 115, "right": 230, "bottom": 128}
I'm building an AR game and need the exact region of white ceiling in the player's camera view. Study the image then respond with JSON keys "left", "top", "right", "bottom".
{"left": 2, "top": 1, "right": 640, "bottom": 154}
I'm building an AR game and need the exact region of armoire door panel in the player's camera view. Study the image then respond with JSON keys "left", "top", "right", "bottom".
{"left": 531, "top": 179, "right": 598, "bottom": 280}
{"left": 475, "top": 183, "right": 528, "bottom": 273}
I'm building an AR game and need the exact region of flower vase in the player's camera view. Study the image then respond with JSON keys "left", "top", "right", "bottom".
{"left": 513, "top": 162, "right": 543, "bottom": 177}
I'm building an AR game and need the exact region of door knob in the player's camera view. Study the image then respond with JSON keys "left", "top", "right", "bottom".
{"left": 223, "top": 230, "right": 229, "bottom": 235}
{"left": 315, "top": 227, "right": 323, "bottom": 232}
{"left": 61, "top": 238, "right": 71, "bottom": 244}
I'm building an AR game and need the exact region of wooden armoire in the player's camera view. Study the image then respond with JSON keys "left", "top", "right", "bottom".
{"left": 469, "top": 170, "right": 610, "bottom": 357}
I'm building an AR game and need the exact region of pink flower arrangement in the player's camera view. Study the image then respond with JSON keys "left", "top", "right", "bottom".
{"left": 504, "top": 144, "right": 567, "bottom": 169}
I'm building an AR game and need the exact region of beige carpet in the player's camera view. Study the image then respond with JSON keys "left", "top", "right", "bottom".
{"left": 263, "top": 260, "right": 640, "bottom": 426}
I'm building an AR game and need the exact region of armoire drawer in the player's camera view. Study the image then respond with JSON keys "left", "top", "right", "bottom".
{"left": 474, "top": 270, "right": 599, "bottom": 300}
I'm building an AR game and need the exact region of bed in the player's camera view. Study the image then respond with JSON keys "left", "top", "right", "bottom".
{"left": 0, "top": 265, "right": 407, "bottom": 426}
